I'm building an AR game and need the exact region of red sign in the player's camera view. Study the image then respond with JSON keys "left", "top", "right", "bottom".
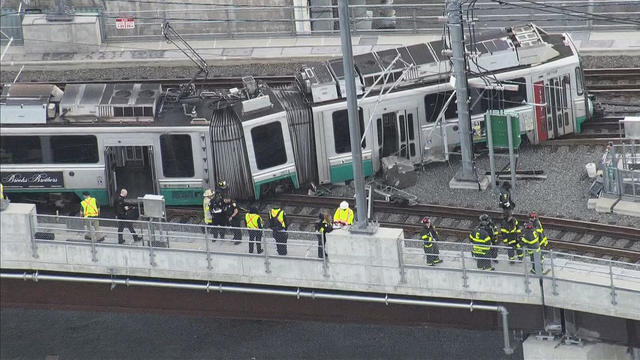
{"left": 115, "top": 17, "right": 135, "bottom": 30}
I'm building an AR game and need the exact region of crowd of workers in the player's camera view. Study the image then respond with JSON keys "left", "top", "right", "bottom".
{"left": 21, "top": 177, "right": 548, "bottom": 271}
{"left": 425, "top": 182, "right": 548, "bottom": 273}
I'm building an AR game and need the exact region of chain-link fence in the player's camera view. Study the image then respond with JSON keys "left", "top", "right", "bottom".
{"left": 602, "top": 141, "right": 640, "bottom": 200}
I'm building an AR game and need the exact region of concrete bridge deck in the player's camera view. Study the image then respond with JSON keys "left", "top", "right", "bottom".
{"left": 2, "top": 203, "right": 639, "bottom": 323}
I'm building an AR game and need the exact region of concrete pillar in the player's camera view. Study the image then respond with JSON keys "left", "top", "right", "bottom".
{"left": 22, "top": 14, "right": 102, "bottom": 53}
{"left": 523, "top": 337, "right": 632, "bottom": 360}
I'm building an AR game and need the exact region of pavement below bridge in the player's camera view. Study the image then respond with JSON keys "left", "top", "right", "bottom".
{"left": 0, "top": 307, "right": 523, "bottom": 360}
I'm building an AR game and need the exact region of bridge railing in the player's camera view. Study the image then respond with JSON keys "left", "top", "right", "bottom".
{"left": 30, "top": 213, "right": 323, "bottom": 275}
{"left": 399, "top": 238, "right": 640, "bottom": 309}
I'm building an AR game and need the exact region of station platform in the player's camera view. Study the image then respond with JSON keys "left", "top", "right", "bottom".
{"left": 2, "top": 30, "right": 640, "bottom": 67}
{"left": 588, "top": 196, "right": 640, "bottom": 217}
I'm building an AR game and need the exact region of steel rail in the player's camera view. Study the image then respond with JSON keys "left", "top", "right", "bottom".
{"left": 272, "top": 194, "right": 640, "bottom": 241}
{"left": 13, "top": 75, "right": 296, "bottom": 88}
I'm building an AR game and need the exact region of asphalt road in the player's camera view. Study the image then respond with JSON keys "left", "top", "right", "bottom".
{"left": 1, "top": 308, "right": 524, "bottom": 360}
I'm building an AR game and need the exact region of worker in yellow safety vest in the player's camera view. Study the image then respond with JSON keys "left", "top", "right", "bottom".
{"left": 269, "top": 206, "right": 288, "bottom": 255}
{"left": 80, "top": 192, "right": 104, "bottom": 242}
{"left": 0, "top": 183, "right": 4, "bottom": 200}
{"left": 333, "top": 201, "right": 354, "bottom": 226}
{"left": 245, "top": 206, "right": 263, "bottom": 254}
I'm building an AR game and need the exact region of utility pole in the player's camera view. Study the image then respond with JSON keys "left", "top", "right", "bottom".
{"left": 446, "top": 0, "right": 475, "bottom": 184}
{"left": 337, "top": 0, "right": 372, "bottom": 232}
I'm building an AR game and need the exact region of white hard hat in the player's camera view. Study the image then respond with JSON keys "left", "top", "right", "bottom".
{"left": 340, "top": 201, "right": 349, "bottom": 210}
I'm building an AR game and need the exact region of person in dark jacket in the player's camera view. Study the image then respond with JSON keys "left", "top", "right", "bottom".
{"left": 117, "top": 189, "right": 141, "bottom": 244}
{"left": 420, "top": 217, "right": 442, "bottom": 266}
{"left": 314, "top": 213, "right": 333, "bottom": 259}
{"left": 223, "top": 197, "right": 241, "bottom": 244}
{"left": 269, "top": 206, "right": 288, "bottom": 255}
{"left": 498, "top": 182, "right": 515, "bottom": 217}
{"left": 209, "top": 192, "right": 225, "bottom": 241}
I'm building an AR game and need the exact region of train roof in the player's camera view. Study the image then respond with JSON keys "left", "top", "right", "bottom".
{"left": 298, "top": 23, "right": 575, "bottom": 105}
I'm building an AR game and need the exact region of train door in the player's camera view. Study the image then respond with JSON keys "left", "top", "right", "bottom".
{"left": 104, "top": 145, "right": 158, "bottom": 202}
{"left": 545, "top": 76, "right": 573, "bottom": 138}
{"left": 378, "top": 108, "right": 419, "bottom": 162}
{"left": 561, "top": 75, "right": 575, "bottom": 134}
{"left": 104, "top": 147, "right": 118, "bottom": 206}
{"left": 533, "top": 81, "right": 548, "bottom": 142}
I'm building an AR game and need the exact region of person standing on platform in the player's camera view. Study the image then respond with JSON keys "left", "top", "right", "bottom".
{"left": 501, "top": 214, "right": 522, "bottom": 262}
{"left": 469, "top": 215, "right": 494, "bottom": 271}
{"left": 80, "top": 191, "right": 104, "bottom": 242}
{"left": 223, "top": 196, "right": 241, "bottom": 244}
{"left": 245, "top": 206, "right": 263, "bottom": 254}
{"left": 420, "top": 217, "right": 442, "bottom": 266}
{"left": 315, "top": 213, "right": 333, "bottom": 259}
{"left": 209, "top": 190, "right": 225, "bottom": 241}
{"left": 202, "top": 189, "right": 214, "bottom": 235}
{"left": 520, "top": 222, "right": 543, "bottom": 274}
{"left": 498, "top": 182, "right": 515, "bottom": 217}
{"left": 116, "top": 189, "right": 141, "bottom": 244}
{"left": 529, "top": 212, "right": 548, "bottom": 249}
{"left": 333, "top": 201, "right": 354, "bottom": 227}
{"left": 269, "top": 206, "right": 288, "bottom": 255}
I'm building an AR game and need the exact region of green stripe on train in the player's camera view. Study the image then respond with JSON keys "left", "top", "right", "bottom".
{"left": 3, "top": 188, "right": 109, "bottom": 205}
{"left": 253, "top": 173, "right": 299, "bottom": 200}
{"left": 160, "top": 188, "right": 204, "bottom": 206}
{"left": 576, "top": 116, "right": 587, "bottom": 133}
{"left": 330, "top": 159, "right": 373, "bottom": 183}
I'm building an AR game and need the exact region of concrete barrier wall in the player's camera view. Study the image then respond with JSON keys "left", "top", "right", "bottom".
{"left": 2, "top": 203, "right": 639, "bottom": 321}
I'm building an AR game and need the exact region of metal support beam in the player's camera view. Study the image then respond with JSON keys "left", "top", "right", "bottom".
{"left": 338, "top": 0, "right": 370, "bottom": 231}
{"left": 446, "top": 0, "right": 474, "bottom": 181}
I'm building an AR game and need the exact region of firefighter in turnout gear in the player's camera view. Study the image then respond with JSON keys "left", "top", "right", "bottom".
{"left": 469, "top": 215, "right": 494, "bottom": 270}
{"left": 521, "top": 222, "right": 543, "bottom": 274}
{"left": 501, "top": 215, "right": 523, "bottom": 262}
{"left": 498, "top": 182, "right": 515, "bottom": 217}
{"left": 420, "top": 217, "right": 442, "bottom": 266}
{"left": 269, "top": 206, "right": 288, "bottom": 255}
{"left": 245, "top": 206, "right": 263, "bottom": 254}
{"left": 80, "top": 191, "right": 104, "bottom": 242}
{"left": 529, "top": 212, "right": 548, "bottom": 249}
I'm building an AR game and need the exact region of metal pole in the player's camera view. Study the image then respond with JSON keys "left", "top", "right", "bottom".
{"left": 506, "top": 114, "right": 516, "bottom": 193}
{"left": 338, "top": 0, "right": 369, "bottom": 230}
{"left": 447, "top": 0, "right": 474, "bottom": 181}
{"left": 486, "top": 113, "right": 496, "bottom": 190}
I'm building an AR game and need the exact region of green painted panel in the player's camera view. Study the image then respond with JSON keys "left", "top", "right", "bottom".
{"left": 4, "top": 188, "right": 108, "bottom": 204}
{"left": 330, "top": 159, "right": 373, "bottom": 183}
{"left": 73, "top": 190, "right": 109, "bottom": 205}
{"left": 576, "top": 115, "right": 587, "bottom": 133}
{"left": 160, "top": 188, "right": 204, "bottom": 206}
{"left": 489, "top": 113, "right": 521, "bottom": 149}
{"left": 253, "top": 173, "right": 299, "bottom": 200}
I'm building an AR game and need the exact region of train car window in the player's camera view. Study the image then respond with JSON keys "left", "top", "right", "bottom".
{"left": 377, "top": 118, "right": 383, "bottom": 146}
{"left": 160, "top": 135, "right": 195, "bottom": 177}
{"left": 424, "top": 92, "right": 452, "bottom": 123}
{"left": 0, "top": 136, "right": 43, "bottom": 164}
{"left": 575, "top": 67, "right": 583, "bottom": 95}
{"left": 410, "top": 143, "right": 416, "bottom": 157}
{"left": 51, "top": 136, "right": 99, "bottom": 163}
{"left": 251, "top": 122, "right": 287, "bottom": 170}
{"left": 399, "top": 114, "right": 406, "bottom": 142}
{"left": 332, "top": 108, "right": 365, "bottom": 154}
{"left": 503, "top": 78, "right": 527, "bottom": 108}
{"left": 408, "top": 114, "right": 415, "bottom": 140}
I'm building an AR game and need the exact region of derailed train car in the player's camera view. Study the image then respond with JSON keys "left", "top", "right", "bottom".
{"left": 0, "top": 24, "right": 591, "bottom": 211}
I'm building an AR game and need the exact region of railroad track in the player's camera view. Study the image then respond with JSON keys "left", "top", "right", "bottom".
{"left": 584, "top": 68, "right": 640, "bottom": 93}
{"left": 264, "top": 194, "right": 640, "bottom": 263}
{"left": 163, "top": 194, "right": 640, "bottom": 262}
